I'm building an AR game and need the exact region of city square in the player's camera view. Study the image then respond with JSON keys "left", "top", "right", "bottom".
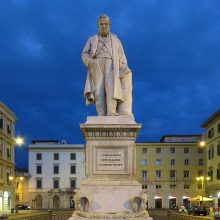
{"left": 1, "top": 1, "right": 220, "bottom": 220}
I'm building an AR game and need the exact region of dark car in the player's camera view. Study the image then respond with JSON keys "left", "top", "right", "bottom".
{"left": 15, "top": 204, "right": 31, "bottom": 210}
{"left": 188, "top": 205, "right": 209, "bottom": 216}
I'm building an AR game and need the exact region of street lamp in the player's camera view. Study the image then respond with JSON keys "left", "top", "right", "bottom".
{"left": 196, "top": 176, "right": 211, "bottom": 205}
{"left": 15, "top": 137, "right": 24, "bottom": 146}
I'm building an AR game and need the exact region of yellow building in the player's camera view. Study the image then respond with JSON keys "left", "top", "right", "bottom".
{"left": 135, "top": 135, "right": 206, "bottom": 209}
{"left": 15, "top": 169, "right": 30, "bottom": 206}
{"left": 0, "top": 101, "right": 16, "bottom": 211}
{"left": 201, "top": 108, "right": 220, "bottom": 208}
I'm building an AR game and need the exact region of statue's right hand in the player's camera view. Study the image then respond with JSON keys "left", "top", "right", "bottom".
{"left": 88, "top": 59, "right": 96, "bottom": 68}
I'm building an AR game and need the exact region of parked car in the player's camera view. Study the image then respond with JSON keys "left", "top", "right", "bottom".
{"left": 188, "top": 205, "right": 209, "bottom": 216}
{"left": 15, "top": 204, "right": 31, "bottom": 210}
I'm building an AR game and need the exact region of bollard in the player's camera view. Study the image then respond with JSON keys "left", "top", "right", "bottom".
{"left": 48, "top": 210, "right": 52, "bottom": 220}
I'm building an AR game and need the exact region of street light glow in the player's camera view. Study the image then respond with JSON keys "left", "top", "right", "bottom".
{"left": 15, "top": 137, "right": 24, "bottom": 146}
{"left": 199, "top": 141, "right": 205, "bottom": 147}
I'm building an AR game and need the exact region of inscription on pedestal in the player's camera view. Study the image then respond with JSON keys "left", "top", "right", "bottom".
{"left": 93, "top": 146, "right": 128, "bottom": 174}
{"left": 97, "top": 149, "right": 124, "bottom": 171}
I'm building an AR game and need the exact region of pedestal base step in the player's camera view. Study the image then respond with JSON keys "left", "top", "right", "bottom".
{"left": 69, "top": 210, "right": 153, "bottom": 220}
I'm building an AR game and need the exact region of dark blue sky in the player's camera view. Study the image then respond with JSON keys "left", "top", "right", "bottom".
{"left": 1, "top": 0, "right": 220, "bottom": 168}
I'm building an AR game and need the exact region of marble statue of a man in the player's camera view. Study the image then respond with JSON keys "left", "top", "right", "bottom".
{"left": 82, "top": 15, "right": 132, "bottom": 116}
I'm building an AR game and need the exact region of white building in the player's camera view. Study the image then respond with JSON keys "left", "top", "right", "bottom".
{"left": 28, "top": 140, "right": 85, "bottom": 209}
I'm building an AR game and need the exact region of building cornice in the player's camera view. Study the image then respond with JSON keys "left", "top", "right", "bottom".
{"left": 0, "top": 101, "right": 16, "bottom": 121}
{"left": 201, "top": 108, "right": 220, "bottom": 128}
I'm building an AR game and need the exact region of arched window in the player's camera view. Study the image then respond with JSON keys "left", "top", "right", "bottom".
{"left": 36, "top": 195, "right": 43, "bottom": 209}
{"left": 53, "top": 195, "right": 59, "bottom": 209}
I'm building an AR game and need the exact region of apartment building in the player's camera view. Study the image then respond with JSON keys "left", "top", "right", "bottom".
{"left": 201, "top": 108, "right": 220, "bottom": 207}
{"left": 28, "top": 140, "right": 85, "bottom": 209}
{"left": 0, "top": 101, "right": 16, "bottom": 211}
{"left": 135, "top": 135, "right": 206, "bottom": 209}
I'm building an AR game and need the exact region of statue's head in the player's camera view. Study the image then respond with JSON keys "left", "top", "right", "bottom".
{"left": 98, "top": 15, "right": 110, "bottom": 36}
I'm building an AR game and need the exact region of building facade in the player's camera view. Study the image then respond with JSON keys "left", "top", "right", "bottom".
{"left": 201, "top": 109, "right": 220, "bottom": 208}
{"left": 28, "top": 140, "right": 85, "bottom": 209}
{"left": 135, "top": 135, "right": 206, "bottom": 209}
{"left": 15, "top": 168, "right": 30, "bottom": 206}
{"left": 0, "top": 102, "right": 16, "bottom": 211}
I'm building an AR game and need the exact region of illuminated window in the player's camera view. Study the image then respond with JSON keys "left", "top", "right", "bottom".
{"left": 142, "top": 159, "right": 148, "bottom": 166}
{"left": 156, "top": 159, "right": 161, "bottom": 166}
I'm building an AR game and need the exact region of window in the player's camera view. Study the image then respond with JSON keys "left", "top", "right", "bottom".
{"left": 208, "top": 146, "right": 214, "bottom": 160}
{"left": 217, "top": 144, "right": 220, "bottom": 156}
{"left": 156, "top": 184, "right": 161, "bottom": 189}
{"left": 6, "top": 172, "right": 10, "bottom": 184}
{"left": 54, "top": 153, "right": 59, "bottom": 160}
{"left": 156, "top": 148, "right": 161, "bottom": 154}
{"left": 198, "top": 159, "right": 204, "bottom": 166}
{"left": 156, "top": 170, "right": 161, "bottom": 180}
{"left": 0, "top": 138, "right": 3, "bottom": 156}
{"left": 170, "top": 170, "right": 176, "bottom": 180}
{"left": 170, "top": 184, "right": 176, "bottom": 189}
{"left": 7, "top": 120, "right": 12, "bottom": 134}
{"left": 208, "top": 170, "right": 213, "bottom": 181}
{"left": 170, "top": 159, "right": 175, "bottom": 166}
{"left": 156, "top": 159, "right": 161, "bottom": 166}
{"left": 198, "top": 184, "right": 202, "bottom": 189}
{"left": 70, "top": 153, "right": 76, "bottom": 160}
{"left": 70, "top": 179, "right": 76, "bottom": 189}
{"left": 0, "top": 114, "right": 3, "bottom": 129}
{"left": 6, "top": 147, "right": 11, "bottom": 159}
{"left": 170, "top": 147, "right": 175, "bottom": 154}
{"left": 53, "top": 179, "right": 59, "bottom": 188}
{"left": 217, "top": 169, "right": 220, "bottom": 180}
{"left": 142, "top": 148, "right": 147, "bottom": 154}
{"left": 184, "top": 184, "right": 189, "bottom": 189}
{"left": 142, "top": 171, "right": 148, "bottom": 180}
{"left": 36, "top": 179, "right": 42, "bottom": 189}
{"left": 184, "top": 159, "right": 189, "bottom": 165}
{"left": 198, "top": 147, "right": 203, "bottom": 154}
{"left": 36, "top": 153, "right": 42, "bottom": 160}
{"left": 198, "top": 170, "right": 204, "bottom": 176}
{"left": 36, "top": 165, "right": 42, "bottom": 174}
{"left": 70, "top": 165, "right": 76, "bottom": 174}
{"left": 184, "top": 170, "right": 189, "bottom": 178}
{"left": 208, "top": 128, "right": 214, "bottom": 139}
{"left": 142, "top": 184, "right": 148, "bottom": 189}
{"left": 141, "top": 159, "right": 148, "bottom": 166}
{"left": 184, "top": 148, "right": 189, "bottom": 154}
{"left": 54, "top": 165, "right": 59, "bottom": 174}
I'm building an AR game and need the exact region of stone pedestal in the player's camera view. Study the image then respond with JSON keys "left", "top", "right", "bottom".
{"left": 69, "top": 116, "right": 153, "bottom": 220}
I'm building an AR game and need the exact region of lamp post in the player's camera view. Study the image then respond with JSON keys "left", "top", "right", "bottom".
{"left": 196, "top": 176, "right": 211, "bottom": 205}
